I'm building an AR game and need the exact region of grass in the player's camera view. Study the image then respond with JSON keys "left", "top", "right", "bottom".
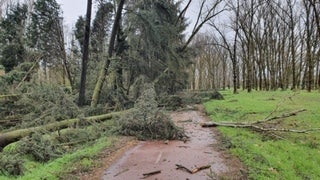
{"left": 0, "top": 136, "right": 117, "bottom": 180}
{"left": 204, "top": 90, "right": 320, "bottom": 179}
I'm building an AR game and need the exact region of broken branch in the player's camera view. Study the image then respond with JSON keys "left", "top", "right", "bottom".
{"left": 176, "top": 164, "right": 193, "bottom": 174}
{"left": 191, "top": 165, "right": 211, "bottom": 174}
{"left": 176, "top": 164, "right": 211, "bottom": 174}
{"left": 255, "top": 109, "right": 307, "bottom": 124}
{"left": 142, "top": 170, "right": 161, "bottom": 178}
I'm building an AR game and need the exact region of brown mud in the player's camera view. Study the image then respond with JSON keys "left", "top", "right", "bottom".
{"left": 79, "top": 105, "right": 246, "bottom": 180}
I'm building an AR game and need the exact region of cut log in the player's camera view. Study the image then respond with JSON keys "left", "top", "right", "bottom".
{"left": 0, "top": 111, "right": 125, "bottom": 150}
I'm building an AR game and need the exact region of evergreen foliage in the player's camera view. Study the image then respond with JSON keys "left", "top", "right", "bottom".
{"left": 118, "top": 84, "right": 186, "bottom": 140}
{"left": 125, "top": 0, "right": 189, "bottom": 96}
{"left": 15, "top": 84, "right": 80, "bottom": 128}
{"left": 74, "top": 16, "right": 86, "bottom": 53}
{"left": 0, "top": 153, "right": 24, "bottom": 176}
{"left": 27, "top": 0, "right": 63, "bottom": 68}
{"left": 0, "top": 3, "right": 28, "bottom": 72}
{"left": 91, "top": 1, "right": 113, "bottom": 56}
{"left": 19, "top": 132, "right": 64, "bottom": 162}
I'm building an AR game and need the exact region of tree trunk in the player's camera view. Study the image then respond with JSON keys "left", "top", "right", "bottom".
{"left": 78, "top": 0, "right": 92, "bottom": 106}
{"left": 232, "top": 2, "right": 239, "bottom": 94}
{"left": 91, "top": 0, "right": 125, "bottom": 108}
{"left": 304, "top": 0, "right": 314, "bottom": 92}
{"left": 289, "top": 3, "right": 297, "bottom": 90}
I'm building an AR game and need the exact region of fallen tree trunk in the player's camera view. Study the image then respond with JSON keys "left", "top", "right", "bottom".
{"left": 201, "top": 109, "right": 307, "bottom": 128}
{"left": 0, "top": 111, "right": 125, "bottom": 150}
{"left": 201, "top": 122, "right": 320, "bottom": 133}
{"left": 201, "top": 109, "right": 320, "bottom": 134}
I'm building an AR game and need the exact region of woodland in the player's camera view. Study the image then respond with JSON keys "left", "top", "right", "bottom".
{"left": 0, "top": 0, "right": 320, "bottom": 178}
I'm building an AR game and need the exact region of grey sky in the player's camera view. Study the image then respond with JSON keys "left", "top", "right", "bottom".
{"left": 56, "top": 0, "right": 88, "bottom": 26}
{"left": 56, "top": 0, "right": 206, "bottom": 35}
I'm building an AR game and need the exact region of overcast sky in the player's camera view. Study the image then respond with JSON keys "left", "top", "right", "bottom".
{"left": 55, "top": 0, "right": 207, "bottom": 35}
{"left": 56, "top": 0, "right": 88, "bottom": 26}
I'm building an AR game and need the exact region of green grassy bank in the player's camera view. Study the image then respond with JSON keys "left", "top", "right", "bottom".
{"left": 204, "top": 90, "right": 320, "bottom": 179}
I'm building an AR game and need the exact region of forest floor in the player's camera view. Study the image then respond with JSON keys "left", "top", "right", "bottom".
{"left": 78, "top": 105, "right": 247, "bottom": 180}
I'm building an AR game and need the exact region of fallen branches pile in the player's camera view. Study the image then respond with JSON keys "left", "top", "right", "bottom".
{"left": 118, "top": 84, "right": 187, "bottom": 140}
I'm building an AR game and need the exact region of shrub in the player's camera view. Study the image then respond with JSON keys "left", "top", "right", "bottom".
{"left": 18, "top": 133, "right": 64, "bottom": 162}
{"left": 0, "top": 153, "right": 24, "bottom": 176}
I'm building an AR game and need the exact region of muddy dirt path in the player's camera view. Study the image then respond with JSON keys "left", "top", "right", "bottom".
{"left": 98, "top": 105, "right": 246, "bottom": 180}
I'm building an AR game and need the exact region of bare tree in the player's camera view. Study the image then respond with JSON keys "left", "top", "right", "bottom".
{"left": 181, "top": 0, "right": 226, "bottom": 51}
{"left": 208, "top": 0, "right": 240, "bottom": 94}
{"left": 308, "top": 0, "right": 320, "bottom": 89}
{"left": 302, "top": 0, "right": 318, "bottom": 92}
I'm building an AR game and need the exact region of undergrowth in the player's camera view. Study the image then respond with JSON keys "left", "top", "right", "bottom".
{"left": 0, "top": 136, "right": 117, "bottom": 180}
{"left": 204, "top": 90, "right": 320, "bottom": 179}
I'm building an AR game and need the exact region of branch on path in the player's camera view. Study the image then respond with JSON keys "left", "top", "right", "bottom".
{"left": 176, "top": 164, "right": 193, "bottom": 174}
{"left": 191, "top": 165, "right": 211, "bottom": 174}
{"left": 176, "top": 164, "right": 211, "bottom": 174}
{"left": 142, "top": 170, "right": 161, "bottom": 179}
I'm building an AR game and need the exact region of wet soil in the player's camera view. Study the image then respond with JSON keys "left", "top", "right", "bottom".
{"left": 96, "top": 105, "right": 247, "bottom": 180}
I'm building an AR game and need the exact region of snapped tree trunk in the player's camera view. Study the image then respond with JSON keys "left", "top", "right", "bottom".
{"left": 91, "top": 0, "right": 126, "bottom": 107}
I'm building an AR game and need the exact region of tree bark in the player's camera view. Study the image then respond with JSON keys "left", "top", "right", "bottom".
{"left": 78, "top": 0, "right": 92, "bottom": 106}
{"left": 91, "top": 0, "right": 125, "bottom": 107}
